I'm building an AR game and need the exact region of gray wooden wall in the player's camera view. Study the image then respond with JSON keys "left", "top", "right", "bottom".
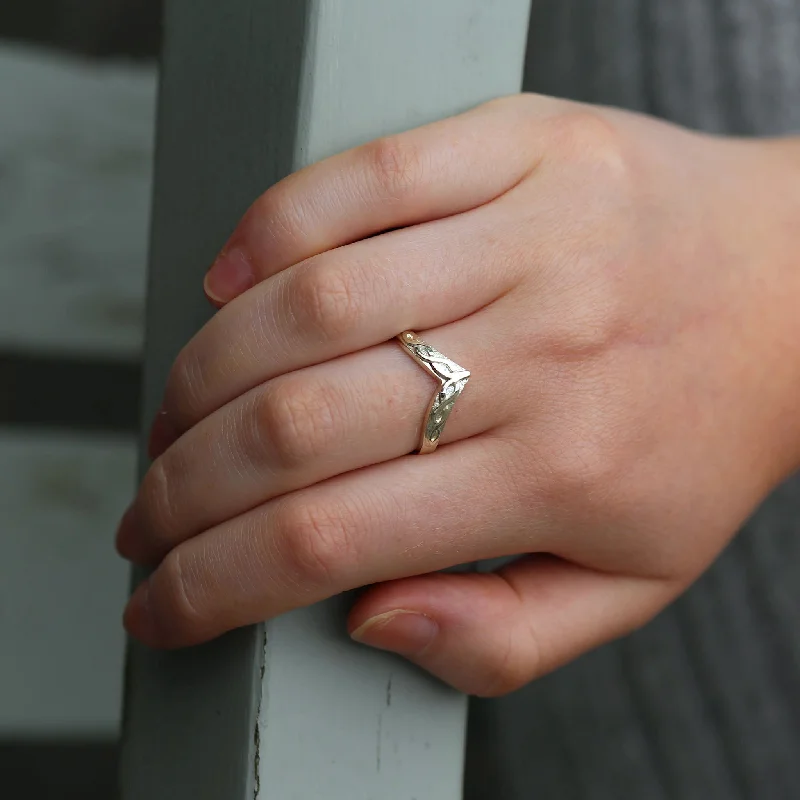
{"left": 0, "top": 5, "right": 158, "bottom": 794}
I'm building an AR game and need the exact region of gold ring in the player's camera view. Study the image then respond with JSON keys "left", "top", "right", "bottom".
{"left": 396, "top": 331, "right": 470, "bottom": 455}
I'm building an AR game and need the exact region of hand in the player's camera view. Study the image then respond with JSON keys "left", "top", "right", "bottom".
{"left": 117, "top": 95, "right": 800, "bottom": 696}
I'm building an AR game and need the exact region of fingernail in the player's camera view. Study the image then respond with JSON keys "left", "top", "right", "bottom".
{"left": 204, "top": 246, "right": 254, "bottom": 305}
{"left": 350, "top": 610, "right": 438, "bottom": 657}
{"left": 147, "top": 409, "right": 177, "bottom": 460}
{"left": 123, "top": 580, "right": 157, "bottom": 645}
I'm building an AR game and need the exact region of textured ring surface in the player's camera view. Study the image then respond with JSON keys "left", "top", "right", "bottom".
{"left": 396, "top": 331, "right": 471, "bottom": 455}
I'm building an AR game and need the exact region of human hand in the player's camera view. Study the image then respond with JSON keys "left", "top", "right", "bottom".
{"left": 117, "top": 95, "right": 800, "bottom": 696}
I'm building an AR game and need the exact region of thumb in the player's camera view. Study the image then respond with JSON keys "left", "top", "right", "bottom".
{"left": 348, "top": 556, "right": 679, "bottom": 697}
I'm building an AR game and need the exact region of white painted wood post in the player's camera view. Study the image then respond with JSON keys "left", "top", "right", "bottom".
{"left": 120, "top": 2, "right": 531, "bottom": 798}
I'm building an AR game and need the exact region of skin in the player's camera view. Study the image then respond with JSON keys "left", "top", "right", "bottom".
{"left": 117, "top": 94, "right": 800, "bottom": 697}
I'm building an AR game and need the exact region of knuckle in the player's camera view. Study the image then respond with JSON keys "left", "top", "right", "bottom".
{"left": 291, "top": 259, "right": 366, "bottom": 342}
{"left": 364, "top": 134, "right": 425, "bottom": 201}
{"left": 549, "top": 109, "right": 632, "bottom": 183}
{"left": 479, "top": 649, "right": 534, "bottom": 698}
{"left": 276, "top": 500, "right": 357, "bottom": 588}
{"left": 151, "top": 549, "right": 204, "bottom": 639}
{"left": 254, "top": 379, "right": 342, "bottom": 469}
{"left": 533, "top": 297, "right": 627, "bottom": 362}
{"left": 478, "top": 620, "right": 539, "bottom": 698}
{"left": 137, "top": 456, "right": 180, "bottom": 553}
{"left": 163, "top": 346, "right": 207, "bottom": 426}
{"left": 540, "top": 423, "right": 623, "bottom": 506}
{"left": 249, "top": 187, "right": 304, "bottom": 245}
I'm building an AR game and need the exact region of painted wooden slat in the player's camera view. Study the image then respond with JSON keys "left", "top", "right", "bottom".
{"left": 0, "top": 45, "right": 153, "bottom": 358}
{"left": 0, "top": 431, "right": 133, "bottom": 736}
{"left": 121, "top": 2, "right": 531, "bottom": 798}
{"left": 0, "top": 43, "right": 151, "bottom": 738}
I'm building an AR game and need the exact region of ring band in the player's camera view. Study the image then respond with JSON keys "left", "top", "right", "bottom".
{"left": 396, "top": 331, "right": 471, "bottom": 454}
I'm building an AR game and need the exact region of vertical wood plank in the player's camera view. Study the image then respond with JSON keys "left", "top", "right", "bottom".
{"left": 120, "top": 2, "right": 531, "bottom": 798}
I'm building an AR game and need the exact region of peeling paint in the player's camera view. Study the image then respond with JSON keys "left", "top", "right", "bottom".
{"left": 253, "top": 720, "right": 261, "bottom": 799}
{"left": 253, "top": 627, "right": 267, "bottom": 799}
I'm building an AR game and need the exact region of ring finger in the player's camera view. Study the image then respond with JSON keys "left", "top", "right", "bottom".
{"left": 117, "top": 308, "right": 522, "bottom": 565}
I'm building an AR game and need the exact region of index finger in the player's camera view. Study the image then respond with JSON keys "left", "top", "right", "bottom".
{"left": 203, "top": 94, "right": 564, "bottom": 305}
